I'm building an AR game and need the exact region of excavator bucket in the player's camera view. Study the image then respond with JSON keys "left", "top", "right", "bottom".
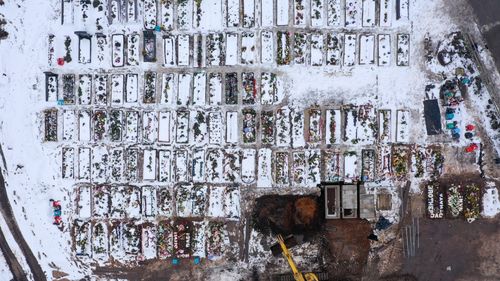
{"left": 270, "top": 235, "right": 297, "bottom": 256}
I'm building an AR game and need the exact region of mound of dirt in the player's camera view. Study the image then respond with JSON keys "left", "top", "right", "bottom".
{"left": 253, "top": 195, "right": 322, "bottom": 235}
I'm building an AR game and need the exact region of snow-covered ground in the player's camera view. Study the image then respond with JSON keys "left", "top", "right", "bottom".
{"left": 0, "top": 0, "right": 499, "bottom": 280}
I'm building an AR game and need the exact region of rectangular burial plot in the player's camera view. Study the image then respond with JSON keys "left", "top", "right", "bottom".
{"left": 194, "top": 0, "right": 223, "bottom": 30}
{"left": 92, "top": 185, "right": 110, "bottom": 218}
{"left": 122, "top": 222, "right": 141, "bottom": 258}
{"left": 92, "top": 222, "right": 109, "bottom": 261}
{"left": 190, "top": 110, "right": 208, "bottom": 145}
{"left": 277, "top": 31, "right": 291, "bottom": 65}
{"left": 91, "top": 146, "right": 108, "bottom": 183}
{"left": 380, "top": 0, "right": 392, "bottom": 27}
{"left": 261, "top": 31, "right": 274, "bottom": 64}
{"left": 125, "top": 73, "right": 138, "bottom": 103}
{"left": 127, "top": 33, "right": 140, "bottom": 66}
{"left": 78, "top": 110, "right": 91, "bottom": 142}
{"left": 361, "top": 149, "right": 376, "bottom": 181}
{"left": 143, "top": 31, "right": 157, "bottom": 62}
{"left": 95, "top": 34, "right": 108, "bottom": 64}
{"left": 345, "top": 0, "right": 361, "bottom": 27}
{"left": 192, "top": 72, "right": 206, "bottom": 106}
{"left": 206, "top": 149, "right": 224, "bottom": 183}
{"left": 427, "top": 182, "right": 444, "bottom": 219}
{"left": 223, "top": 149, "right": 241, "bottom": 182}
{"left": 62, "top": 147, "right": 74, "bottom": 179}
{"left": 192, "top": 148, "right": 205, "bottom": 182}
{"left": 344, "top": 34, "right": 357, "bottom": 66}
{"left": 110, "top": 185, "right": 141, "bottom": 219}
{"left": 158, "top": 150, "right": 172, "bottom": 183}
{"left": 323, "top": 150, "right": 343, "bottom": 182}
{"left": 74, "top": 220, "right": 91, "bottom": 256}
{"left": 308, "top": 109, "right": 323, "bottom": 144}
{"left": 158, "top": 111, "right": 173, "bottom": 144}
{"left": 63, "top": 110, "right": 76, "bottom": 141}
{"left": 294, "top": 0, "right": 306, "bottom": 26}
{"left": 208, "top": 73, "right": 222, "bottom": 106}
{"left": 177, "top": 34, "right": 191, "bottom": 66}
{"left": 194, "top": 34, "right": 204, "bottom": 67}
{"left": 143, "top": 72, "right": 157, "bottom": 104}
{"left": 94, "top": 74, "right": 108, "bottom": 106}
{"left": 177, "top": 73, "right": 192, "bottom": 106}
{"left": 291, "top": 107, "right": 305, "bottom": 148}
{"left": 111, "top": 34, "right": 125, "bottom": 67}
{"left": 396, "top": 34, "right": 410, "bottom": 66}
{"left": 378, "top": 109, "right": 392, "bottom": 143}
{"left": 325, "top": 109, "right": 342, "bottom": 144}
{"left": 62, "top": 74, "right": 75, "bottom": 104}
{"left": 225, "top": 73, "right": 238, "bottom": 104}
{"left": 157, "top": 187, "right": 173, "bottom": 217}
{"left": 362, "top": 0, "right": 376, "bottom": 27}
{"left": 142, "top": 111, "right": 158, "bottom": 144}
{"left": 76, "top": 185, "right": 92, "bottom": 219}
{"left": 157, "top": 220, "right": 174, "bottom": 258}
{"left": 261, "top": 0, "right": 274, "bottom": 26}
{"left": 142, "top": 149, "right": 157, "bottom": 181}
{"left": 225, "top": 33, "right": 239, "bottom": 66}
{"left": 307, "top": 150, "right": 321, "bottom": 186}
{"left": 160, "top": 73, "right": 175, "bottom": 105}
{"left": 124, "top": 111, "right": 139, "bottom": 143}
{"left": 257, "top": 148, "right": 272, "bottom": 188}
{"left": 274, "top": 151, "right": 289, "bottom": 185}
{"left": 206, "top": 33, "right": 225, "bottom": 66}
{"left": 163, "top": 35, "right": 176, "bottom": 66}
{"left": 327, "top": 0, "right": 342, "bottom": 26}
{"left": 224, "top": 186, "right": 241, "bottom": 219}
{"left": 143, "top": 0, "right": 157, "bottom": 29}
{"left": 207, "top": 186, "right": 224, "bottom": 217}
{"left": 356, "top": 104, "right": 377, "bottom": 144}
{"left": 226, "top": 111, "right": 238, "bottom": 144}
{"left": 260, "top": 72, "right": 277, "bottom": 105}
{"left": 177, "top": 0, "right": 193, "bottom": 30}
{"left": 294, "top": 32, "right": 308, "bottom": 65}
{"left": 378, "top": 34, "right": 391, "bottom": 66}
{"left": 377, "top": 145, "right": 393, "bottom": 178}
{"left": 241, "top": 32, "right": 256, "bottom": 65}
{"left": 109, "top": 110, "right": 123, "bottom": 142}
{"left": 241, "top": 149, "right": 256, "bottom": 184}
{"left": 141, "top": 224, "right": 157, "bottom": 259}
{"left": 45, "top": 72, "right": 58, "bottom": 102}
{"left": 277, "top": 0, "right": 289, "bottom": 26}
{"left": 311, "top": 33, "right": 324, "bottom": 66}
{"left": 242, "top": 72, "right": 257, "bottom": 105}
{"left": 109, "top": 222, "right": 124, "bottom": 260}
{"left": 359, "top": 34, "right": 375, "bottom": 65}
{"left": 173, "top": 220, "right": 193, "bottom": 258}
{"left": 227, "top": 0, "right": 240, "bottom": 27}
{"left": 110, "top": 148, "right": 124, "bottom": 182}
{"left": 397, "top": 0, "right": 409, "bottom": 21}
{"left": 192, "top": 221, "right": 207, "bottom": 258}
{"left": 261, "top": 111, "right": 275, "bottom": 145}
{"left": 392, "top": 146, "right": 410, "bottom": 178}
{"left": 126, "top": 147, "right": 140, "bottom": 182}
{"left": 77, "top": 74, "right": 92, "bottom": 105}
{"left": 344, "top": 151, "right": 359, "bottom": 182}
{"left": 160, "top": 0, "right": 173, "bottom": 30}
{"left": 276, "top": 107, "right": 291, "bottom": 147}
{"left": 176, "top": 110, "right": 190, "bottom": 144}
{"left": 208, "top": 111, "right": 223, "bottom": 144}
{"left": 127, "top": 0, "right": 138, "bottom": 22}
{"left": 243, "top": 0, "right": 255, "bottom": 27}
{"left": 242, "top": 108, "right": 257, "bottom": 144}
{"left": 174, "top": 149, "right": 189, "bottom": 182}
{"left": 326, "top": 33, "right": 343, "bottom": 66}
{"left": 311, "top": 0, "right": 325, "bottom": 27}
{"left": 93, "top": 110, "right": 107, "bottom": 142}
{"left": 111, "top": 74, "right": 124, "bottom": 104}
{"left": 206, "top": 222, "right": 228, "bottom": 258}
{"left": 396, "top": 109, "right": 410, "bottom": 143}
{"left": 78, "top": 147, "right": 91, "bottom": 181}
{"left": 291, "top": 151, "right": 307, "bottom": 186}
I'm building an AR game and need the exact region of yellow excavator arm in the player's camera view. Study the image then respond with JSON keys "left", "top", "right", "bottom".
{"left": 276, "top": 235, "right": 319, "bottom": 281}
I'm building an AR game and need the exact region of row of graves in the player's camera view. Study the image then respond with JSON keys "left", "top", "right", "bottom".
{"left": 60, "top": 143, "right": 442, "bottom": 187}
{"left": 44, "top": 71, "right": 286, "bottom": 106}
{"left": 48, "top": 31, "right": 410, "bottom": 67}
{"left": 44, "top": 102, "right": 412, "bottom": 146}
{"left": 72, "top": 184, "right": 239, "bottom": 262}
{"left": 61, "top": 0, "right": 410, "bottom": 30}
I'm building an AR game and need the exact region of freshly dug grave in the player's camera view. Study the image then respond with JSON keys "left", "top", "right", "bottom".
{"left": 253, "top": 195, "right": 322, "bottom": 235}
